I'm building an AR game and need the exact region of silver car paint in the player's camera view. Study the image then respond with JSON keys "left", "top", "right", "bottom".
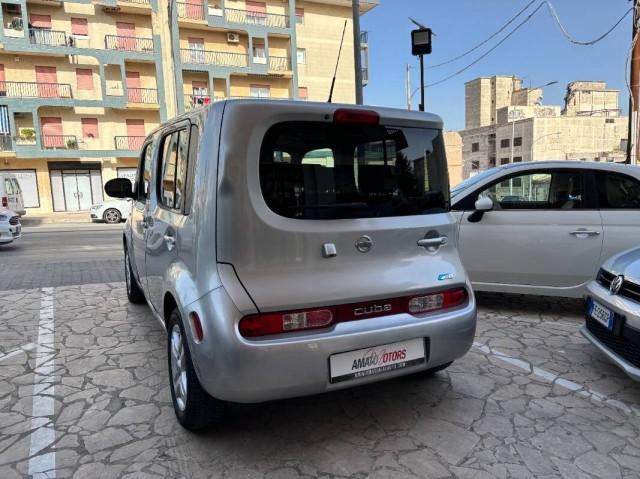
{"left": 582, "top": 247, "right": 640, "bottom": 380}
{"left": 452, "top": 161, "right": 640, "bottom": 298}
{"left": 123, "top": 100, "right": 476, "bottom": 403}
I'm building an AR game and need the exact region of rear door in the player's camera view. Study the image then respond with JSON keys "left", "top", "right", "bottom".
{"left": 130, "top": 141, "right": 154, "bottom": 294}
{"left": 458, "top": 169, "right": 603, "bottom": 288}
{"left": 218, "top": 112, "right": 461, "bottom": 312}
{"left": 595, "top": 170, "right": 640, "bottom": 262}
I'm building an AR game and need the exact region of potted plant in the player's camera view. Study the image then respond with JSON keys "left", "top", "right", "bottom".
{"left": 66, "top": 137, "right": 78, "bottom": 149}
{"left": 19, "top": 128, "right": 36, "bottom": 144}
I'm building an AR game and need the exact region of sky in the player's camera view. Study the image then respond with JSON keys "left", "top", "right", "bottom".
{"left": 360, "top": 0, "right": 631, "bottom": 131}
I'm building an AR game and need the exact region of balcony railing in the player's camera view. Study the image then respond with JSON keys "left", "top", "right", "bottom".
{"left": 127, "top": 87, "right": 158, "bottom": 104}
{"left": 29, "top": 28, "right": 69, "bottom": 47}
{"left": 225, "top": 8, "right": 289, "bottom": 28}
{"left": 180, "top": 48, "right": 248, "bottom": 67}
{"left": 105, "top": 35, "right": 154, "bottom": 53}
{"left": 0, "top": 133, "right": 12, "bottom": 151}
{"left": 176, "top": 1, "right": 206, "bottom": 20}
{"left": 268, "top": 56, "right": 291, "bottom": 71}
{"left": 184, "top": 94, "right": 212, "bottom": 110}
{"left": 119, "top": 0, "right": 151, "bottom": 4}
{"left": 41, "top": 135, "right": 78, "bottom": 150}
{"left": 0, "top": 81, "right": 72, "bottom": 99}
{"left": 360, "top": 30, "right": 368, "bottom": 44}
{"left": 114, "top": 136, "right": 145, "bottom": 150}
{"left": 362, "top": 67, "right": 368, "bottom": 84}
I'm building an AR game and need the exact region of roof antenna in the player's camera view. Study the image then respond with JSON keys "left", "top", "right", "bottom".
{"left": 328, "top": 20, "right": 348, "bottom": 103}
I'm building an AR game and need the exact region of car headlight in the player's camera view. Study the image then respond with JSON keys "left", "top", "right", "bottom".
{"left": 90, "top": 205, "right": 101, "bottom": 210}
{"left": 0, "top": 215, "right": 7, "bottom": 221}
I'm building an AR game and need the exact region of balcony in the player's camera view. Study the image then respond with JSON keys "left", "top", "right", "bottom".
{"left": 176, "top": 1, "right": 205, "bottom": 20}
{"left": 362, "top": 67, "right": 368, "bottom": 85}
{"left": 184, "top": 93, "right": 212, "bottom": 110}
{"left": 268, "top": 56, "right": 291, "bottom": 72}
{"left": 127, "top": 87, "right": 158, "bottom": 104}
{"left": 360, "top": 30, "right": 368, "bottom": 44}
{"left": 41, "top": 134, "right": 78, "bottom": 150}
{"left": 0, "top": 81, "right": 72, "bottom": 99}
{"left": 29, "top": 28, "right": 69, "bottom": 47}
{"left": 0, "top": 133, "right": 12, "bottom": 152}
{"left": 120, "top": 0, "right": 151, "bottom": 4}
{"left": 225, "top": 8, "right": 289, "bottom": 29}
{"left": 114, "top": 136, "right": 145, "bottom": 150}
{"left": 180, "top": 48, "right": 248, "bottom": 67}
{"left": 105, "top": 35, "right": 154, "bottom": 53}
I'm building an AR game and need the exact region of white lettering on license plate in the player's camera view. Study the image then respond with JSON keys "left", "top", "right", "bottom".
{"left": 329, "top": 338, "right": 425, "bottom": 384}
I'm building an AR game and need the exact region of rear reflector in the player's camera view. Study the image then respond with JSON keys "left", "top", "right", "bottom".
{"left": 1, "top": 197, "right": 6, "bottom": 208}
{"left": 239, "top": 287, "right": 468, "bottom": 337}
{"left": 333, "top": 108, "right": 379, "bottom": 125}
{"left": 189, "top": 312, "right": 204, "bottom": 343}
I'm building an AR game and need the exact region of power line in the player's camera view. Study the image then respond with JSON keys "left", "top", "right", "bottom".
{"left": 426, "top": 3, "right": 545, "bottom": 88}
{"left": 430, "top": 0, "right": 538, "bottom": 69}
{"left": 544, "top": 0, "right": 633, "bottom": 46}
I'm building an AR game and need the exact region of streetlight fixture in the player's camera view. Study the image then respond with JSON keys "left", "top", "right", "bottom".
{"left": 530, "top": 131, "right": 561, "bottom": 161}
{"left": 409, "top": 18, "right": 432, "bottom": 112}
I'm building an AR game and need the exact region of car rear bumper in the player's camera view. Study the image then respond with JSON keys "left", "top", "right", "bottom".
{"left": 185, "top": 286, "right": 477, "bottom": 403}
{"left": 0, "top": 224, "right": 20, "bottom": 243}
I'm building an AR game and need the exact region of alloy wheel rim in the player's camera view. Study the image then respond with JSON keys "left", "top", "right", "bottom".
{"left": 105, "top": 210, "right": 118, "bottom": 223}
{"left": 170, "top": 324, "right": 188, "bottom": 412}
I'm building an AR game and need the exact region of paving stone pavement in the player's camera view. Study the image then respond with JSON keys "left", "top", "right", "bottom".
{"left": 2, "top": 284, "right": 640, "bottom": 478}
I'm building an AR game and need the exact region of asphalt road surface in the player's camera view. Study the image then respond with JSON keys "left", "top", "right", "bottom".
{"left": 0, "top": 225, "right": 124, "bottom": 290}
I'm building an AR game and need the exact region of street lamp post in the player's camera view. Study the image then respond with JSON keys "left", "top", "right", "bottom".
{"left": 530, "top": 132, "right": 561, "bottom": 161}
{"left": 409, "top": 18, "right": 432, "bottom": 112}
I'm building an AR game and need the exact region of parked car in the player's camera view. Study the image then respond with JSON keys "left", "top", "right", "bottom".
{"left": 451, "top": 161, "right": 640, "bottom": 297}
{"left": 105, "top": 100, "right": 477, "bottom": 430}
{"left": 0, "top": 207, "right": 21, "bottom": 244}
{"left": 582, "top": 247, "right": 640, "bottom": 381}
{"left": 0, "top": 172, "right": 26, "bottom": 216}
{"left": 90, "top": 198, "right": 132, "bottom": 224}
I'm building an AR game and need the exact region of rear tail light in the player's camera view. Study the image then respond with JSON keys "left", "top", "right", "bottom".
{"left": 333, "top": 108, "right": 380, "bottom": 125}
{"left": 239, "top": 287, "right": 468, "bottom": 337}
{"left": 1, "top": 196, "right": 6, "bottom": 208}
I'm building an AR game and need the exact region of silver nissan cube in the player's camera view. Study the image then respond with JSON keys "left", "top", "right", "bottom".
{"left": 105, "top": 100, "right": 476, "bottom": 430}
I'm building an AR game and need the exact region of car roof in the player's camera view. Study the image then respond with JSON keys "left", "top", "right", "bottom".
{"left": 496, "top": 160, "right": 640, "bottom": 174}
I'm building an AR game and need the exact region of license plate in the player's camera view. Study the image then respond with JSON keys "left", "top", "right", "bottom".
{"left": 589, "top": 299, "right": 615, "bottom": 331}
{"left": 329, "top": 338, "right": 426, "bottom": 384}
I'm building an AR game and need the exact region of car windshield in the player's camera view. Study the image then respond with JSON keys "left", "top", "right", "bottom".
{"left": 451, "top": 168, "right": 502, "bottom": 198}
{"left": 260, "top": 121, "right": 449, "bottom": 219}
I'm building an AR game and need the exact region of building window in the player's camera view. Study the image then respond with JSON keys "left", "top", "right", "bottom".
{"left": 513, "top": 156, "right": 522, "bottom": 163}
{"left": 296, "top": 48, "right": 306, "bottom": 64}
{"left": 606, "top": 118, "right": 615, "bottom": 124}
{"left": 471, "top": 142, "right": 479, "bottom": 152}
{"left": 75, "top": 68, "right": 93, "bottom": 91}
{"left": 295, "top": 7, "right": 304, "bottom": 24}
{"left": 81, "top": 118, "right": 98, "bottom": 138}
{"left": 500, "top": 158, "right": 509, "bottom": 165}
{"left": 514, "top": 136, "right": 522, "bottom": 147}
{"left": 471, "top": 160, "right": 479, "bottom": 170}
{"left": 71, "top": 18, "right": 88, "bottom": 36}
{"left": 489, "top": 157, "right": 496, "bottom": 167}
{"left": 298, "top": 87, "right": 308, "bottom": 100}
{"left": 500, "top": 138, "right": 510, "bottom": 148}
{"left": 250, "top": 84, "right": 270, "bottom": 98}
{"left": 252, "top": 39, "right": 266, "bottom": 63}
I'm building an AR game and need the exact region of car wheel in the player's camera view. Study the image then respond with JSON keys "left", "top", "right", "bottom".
{"left": 103, "top": 208, "right": 122, "bottom": 224}
{"left": 167, "top": 308, "right": 225, "bottom": 431}
{"left": 124, "top": 248, "right": 145, "bottom": 304}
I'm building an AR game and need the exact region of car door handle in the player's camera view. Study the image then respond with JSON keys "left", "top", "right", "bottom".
{"left": 569, "top": 229, "right": 600, "bottom": 237}
{"left": 164, "top": 234, "right": 176, "bottom": 251}
{"left": 417, "top": 237, "right": 448, "bottom": 248}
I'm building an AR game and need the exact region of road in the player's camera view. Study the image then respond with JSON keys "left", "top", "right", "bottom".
{"left": 0, "top": 225, "right": 124, "bottom": 290}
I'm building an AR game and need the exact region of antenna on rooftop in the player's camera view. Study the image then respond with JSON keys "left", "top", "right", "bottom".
{"left": 328, "top": 20, "right": 348, "bottom": 103}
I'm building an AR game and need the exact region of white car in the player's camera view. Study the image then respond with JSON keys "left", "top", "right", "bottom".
{"left": 0, "top": 172, "right": 26, "bottom": 216}
{"left": 89, "top": 198, "right": 132, "bottom": 224}
{"left": 0, "top": 207, "right": 21, "bottom": 244}
{"left": 451, "top": 161, "right": 640, "bottom": 298}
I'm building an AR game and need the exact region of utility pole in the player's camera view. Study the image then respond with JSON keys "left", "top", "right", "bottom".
{"left": 352, "top": 0, "right": 363, "bottom": 105}
{"left": 406, "top": 63, "right": 411, "bottom": 110}
{"left": 628, "top": 0, "right": 639, "bottom": 164}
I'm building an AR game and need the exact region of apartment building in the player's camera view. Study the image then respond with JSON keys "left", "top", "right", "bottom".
{"left": 461, "top": 76, "right": 628, "bottom": 179}
{"left": 0, "top": 0, "right": 375, "bottom": 215}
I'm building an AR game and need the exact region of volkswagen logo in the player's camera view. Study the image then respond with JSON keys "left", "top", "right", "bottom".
{"left": 355, "top": 235, "right": 373, "bottom": 253}
{"left": 610, "top": 275, "right": 625, "bottom": 295}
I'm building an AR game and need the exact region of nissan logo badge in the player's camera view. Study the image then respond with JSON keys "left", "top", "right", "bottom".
{"left": 610, "top": 275, "right": 624, "bottom": 295}
{"left": 355, "top": 235, "right": 373, "bottom": 253}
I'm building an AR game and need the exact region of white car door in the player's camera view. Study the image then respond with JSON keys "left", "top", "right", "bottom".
{"left": 595, "top": 170, "right": 640, "bottom": 262}
{"left": 457, "top": 169, "right": 603, "bottom": 291}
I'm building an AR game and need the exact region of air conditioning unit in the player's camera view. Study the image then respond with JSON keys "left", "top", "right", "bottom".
{"left": 227, "top": 32, "right": 240, "bottom": 43}
{"left": 8, "top": 17, "right": 22, "bottom": 30}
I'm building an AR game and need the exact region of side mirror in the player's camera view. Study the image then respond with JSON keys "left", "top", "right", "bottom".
{"left": 474, "top": 197, "right": 494, "bottom": 212}
{"left": 105, "top": 178, "right": 134, "bottom": 199}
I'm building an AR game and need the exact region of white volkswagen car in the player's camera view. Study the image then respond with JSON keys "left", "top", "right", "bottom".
{"left": 451, "top": 161, "right": 640, "bottom": 297}
{"left": 89, "top": 198, "right": 132, "bottom": 224}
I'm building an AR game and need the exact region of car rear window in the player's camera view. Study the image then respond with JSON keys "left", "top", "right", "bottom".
{"left": 260, "top": 121, "right": 449, "bottom": 219}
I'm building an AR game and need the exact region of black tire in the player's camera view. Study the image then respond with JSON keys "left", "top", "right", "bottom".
{"left": 167, "top": 308, "right": 225, "bottom": 431}
{"left": 124, "top": 248, "right": 145, "bottom": 304}
{"left": 103, "top": 208, "right": 122, "bottom": 224}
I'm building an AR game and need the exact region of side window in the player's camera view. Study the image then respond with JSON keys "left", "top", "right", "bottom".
{"left": 597, "top": 172, "right": 640, "bottom": 209}
{"left": 478, "top": 171, "right": 584, "bottom": 210}
{"left": 137, "top": 143, "right": 153, "bottom": 201}
{"left": 158, "top": 128, "right": 190, "bottom": 212}
{"left": 4, "top": 178, "right": 13, "bottom": 195}
{"left": 12, "top": 179, "right": 21, "bottom": 194}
